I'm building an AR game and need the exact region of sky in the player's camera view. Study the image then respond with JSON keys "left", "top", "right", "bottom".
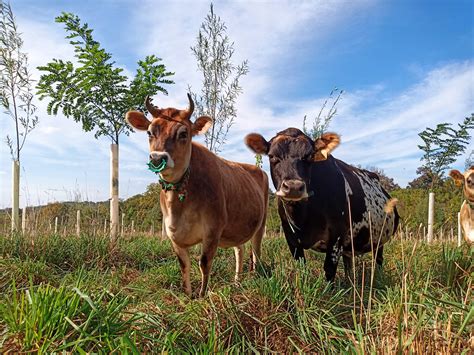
{"left": 0, "top": 0, "right": 473, "bottom": 208}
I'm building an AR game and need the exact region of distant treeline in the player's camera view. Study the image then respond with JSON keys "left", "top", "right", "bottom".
{"left": 0, "top": 180, "right": 464, "bottom": 237}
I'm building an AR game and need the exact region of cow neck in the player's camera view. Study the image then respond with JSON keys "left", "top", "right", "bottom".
{"left": 159, "top": 166, "right": 191, "bottom": 202}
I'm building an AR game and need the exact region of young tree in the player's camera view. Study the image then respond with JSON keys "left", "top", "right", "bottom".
{"left": 417, "top": 114, "right": 474, "bottom": 189}
{"left": 37, "top": 12, "right": 174, "bottom": 241}
{"left": 303, "top": 88, "right": 343, "bottom": 140}
{"left": 189, "top": 4, "right": 248, "bottom": 154}
{"left": 0, "top": 1, "right": 38, "bottom": 231}
{"left": 465, "top": 150, "right": 473, "bottom": 170}
{"left": 408, "top": 166, "right": 433, "bottom": 189}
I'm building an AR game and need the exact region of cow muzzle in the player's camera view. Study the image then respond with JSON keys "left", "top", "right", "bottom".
{"left": 276, "top": 179, "right": 308, "bottom": 201}
{"left": 149, "top": 151, "right": 175, "bottom": 169}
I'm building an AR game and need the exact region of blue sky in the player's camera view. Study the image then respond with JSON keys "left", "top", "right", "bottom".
{"left": 1, "top": 0, "right": 473, "bottom": 207}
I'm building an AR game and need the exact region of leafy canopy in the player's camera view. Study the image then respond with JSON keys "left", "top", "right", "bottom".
{"left": 417, "top": 113, "right": 474, "bottom": 188}
{"left": 37, "top": 12, "right": 174, "bottom": 144}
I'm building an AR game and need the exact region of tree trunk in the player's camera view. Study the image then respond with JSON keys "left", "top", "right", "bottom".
{"left": 427, "top": 192, "right": 434, "bottom": 243}
{"left": 11, "top": 160, "right": 20, "bottom": 232}
{"left": 110, "top": 143, "right": 119, "bottom": 242}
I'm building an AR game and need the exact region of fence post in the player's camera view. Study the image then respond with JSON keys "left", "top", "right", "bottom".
{"left": 131, "top": 220, "right": 135, "bottom": 234}
{"left": 21, "top": 206, "right": 27, "bottom": 234}
{"left": 54, "top": 217, "right": 58, "bottom": 234}
{"left": 427, "top": 192, "right": 434, "bottom": 243}
{"left": 76, "top": 210, "right": 81, "bottom": 237}
{"left": 457, "top": 212, "right": 462, "bottom": 247}
{"left": 103, "top": 219, "right": 107, "bottom": 235}
{"left": 121, "top": 213, "right": 124, "bottom": 236}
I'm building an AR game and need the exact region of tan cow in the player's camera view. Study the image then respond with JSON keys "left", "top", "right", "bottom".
{"left": 126, "top": 95, "right": 268, "bottom": 297}
{"left": 449, "top": 166, "right": 474, "bottom": 244}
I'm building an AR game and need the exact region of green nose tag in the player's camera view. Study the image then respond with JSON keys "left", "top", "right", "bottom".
{"left": 147, "top": 159, "right": 167, "bottom": 174}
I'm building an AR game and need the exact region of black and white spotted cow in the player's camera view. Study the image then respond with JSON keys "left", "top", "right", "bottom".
{"left": 245, "top": 128, "right": 399, "bottom": 281}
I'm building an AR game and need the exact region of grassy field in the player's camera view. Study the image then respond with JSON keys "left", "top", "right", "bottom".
{"left": 0, "top": 232, "right": 472, "bottom": 353}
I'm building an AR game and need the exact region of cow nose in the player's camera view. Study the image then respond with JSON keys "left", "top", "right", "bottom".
{"left": 149, "top": 152, "right": 168, "bottom": 166}
{"left": 281, "top": 179, "right": 306, "bottom": 195}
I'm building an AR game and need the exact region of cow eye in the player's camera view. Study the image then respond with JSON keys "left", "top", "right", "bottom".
{"left": 269, "top": 155, "right": 280, "bottom": 164}
{"left": 147, "top": 130, "right": 153, "bottom": 138}
{"left": 178, "top": 130, "right": 188, "bottom": 140}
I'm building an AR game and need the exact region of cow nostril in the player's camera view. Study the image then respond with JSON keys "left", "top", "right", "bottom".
{"left": 297, "top": 183, "right": 305, "bottom": 193}
{"left": 281, "top": 181, "right": 290, "bottom": 193}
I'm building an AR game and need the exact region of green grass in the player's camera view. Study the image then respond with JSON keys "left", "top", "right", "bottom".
{"left": 0, "top": 232, "right": 472, "bottom": 353}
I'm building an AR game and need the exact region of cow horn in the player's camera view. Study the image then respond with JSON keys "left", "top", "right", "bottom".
{"left": 145, "top": 96, "right": 161, "bottom": 117}
{"left": 185, "top": 93, "right": 195, "bottom": 117}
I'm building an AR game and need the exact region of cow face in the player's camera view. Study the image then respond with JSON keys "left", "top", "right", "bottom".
{"left": 245, "top": 128, "right": 340, "bottom": 201}
{"left": 449, "top": 166, "right": 474, "bottom": 200}
{"left": 126, "top": 94, "right": 212, "bottom": 182}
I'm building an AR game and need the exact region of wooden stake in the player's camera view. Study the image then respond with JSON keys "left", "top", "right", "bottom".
{"left": 21, "top": 206, "right": 26, "bottom": 234}
{"left": 427, "top": 192, "right": 434, "bottom": 243}
{"left": 76, "top": 210, "right": 81, "bottom": 237}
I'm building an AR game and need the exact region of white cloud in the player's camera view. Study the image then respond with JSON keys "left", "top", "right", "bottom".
{"left": 1, "top": 1, "right": 472, "bottom": 208}
{"left": 218, "top": 61, "right": 474, "bottom": 188}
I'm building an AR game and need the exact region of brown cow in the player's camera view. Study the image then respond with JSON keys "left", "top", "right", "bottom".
{"left": 449, "top": 167, "right": 474, "bottom": 244}
{"left": 126, "top": 94, "right": 268, "bottom": 297}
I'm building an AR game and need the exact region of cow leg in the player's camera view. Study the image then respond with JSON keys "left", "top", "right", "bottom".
{"left": 343, "top": 255, "right": 354, "bottom": 283}
{"left": 283, "top": 234, "right": 305, "bottom": 262}
{"left": 373, "top": 245, "right": 384, "bottom": 267}
{"left": 250, "top": 224, "right": 265, "bottom": 271}
{"left": 234, "top": 245, "right": 244, "bottom": 282}
{"left": 289, "top": 243, "right": 305, "bottom": 262}
{"left": 172, "top": 243, "right": 192, "bottom": 297}
{"left": 199, "top": 239, "right": 218, "bottom": 297}
{"left": 324, "top": 243, "right": 342, "bottom": 282}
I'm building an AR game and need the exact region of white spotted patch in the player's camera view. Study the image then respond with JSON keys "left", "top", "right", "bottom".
{"left": 330, "top": 236, "right": 343, "bottom": 264}
{"left": 342, "top": 169, "right": 396, "bottom": 249}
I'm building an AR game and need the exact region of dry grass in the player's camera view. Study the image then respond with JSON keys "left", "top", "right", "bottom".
{"left": 0, "top": 231, "right": 472, "bottom": 353}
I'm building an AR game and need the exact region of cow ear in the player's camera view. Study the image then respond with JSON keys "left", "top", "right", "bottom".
{"left": 314, "top": 132, "right": 340, "bottom": 161}
{"left": 245, "top": 133, "right": 270, "bottom": 155}
{"left": 192, "top": 116, "right": 212, "bottom": 136}
{"left": 125, "top": 111, "right": 151, "bottom": 131}
{"left": 449, "top": 169, "right": 464, "bottom": 187}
